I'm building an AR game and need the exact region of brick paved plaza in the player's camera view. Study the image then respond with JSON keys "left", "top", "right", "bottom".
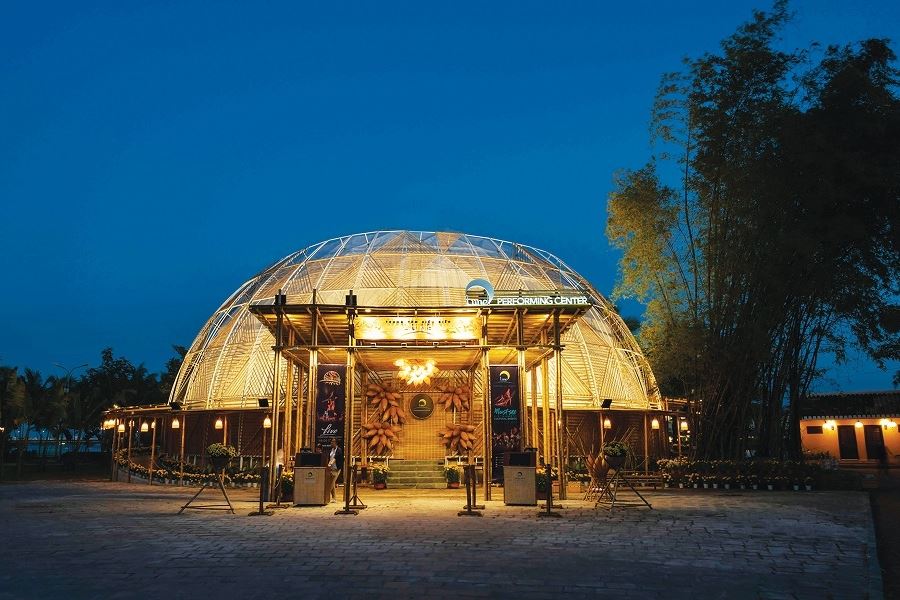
{"left": 0, "top": 481, "right": 882, "bottom": 599}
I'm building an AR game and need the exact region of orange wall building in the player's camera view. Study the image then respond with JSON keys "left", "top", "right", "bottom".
{"left": 800, "top": 391, "right": 899, "bottom": 467}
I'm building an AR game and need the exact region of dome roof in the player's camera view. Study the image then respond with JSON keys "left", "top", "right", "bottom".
{"left": 171, "top": 230, "right": 659, "bottom": 410}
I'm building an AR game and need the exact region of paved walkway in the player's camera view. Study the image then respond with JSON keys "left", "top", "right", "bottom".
{"left": 0, "top": 480, "right": 882, "bottom": 599}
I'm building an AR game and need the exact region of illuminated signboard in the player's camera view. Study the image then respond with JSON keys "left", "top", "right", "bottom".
{"left": 354, "top": 316, "right": 478, "bottom": 341}
{"left": 465, "top": 279, "right": 589, "bottom": 307}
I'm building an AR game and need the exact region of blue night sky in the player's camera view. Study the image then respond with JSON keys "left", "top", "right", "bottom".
{"left": 1, "top": 1, "right": 897, "bottom": 391}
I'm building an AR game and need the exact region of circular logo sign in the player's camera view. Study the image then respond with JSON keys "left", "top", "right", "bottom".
{"left": 410, "top": 393, "right": 435, "bottom": 419}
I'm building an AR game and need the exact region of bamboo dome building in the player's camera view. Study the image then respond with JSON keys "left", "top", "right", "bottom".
{"left": 107, "top": 230, "right": 671, "bottom": 498}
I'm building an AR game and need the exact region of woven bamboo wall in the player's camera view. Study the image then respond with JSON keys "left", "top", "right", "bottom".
{"left": 357, "top": 369, "right": 484, "bottom": 460}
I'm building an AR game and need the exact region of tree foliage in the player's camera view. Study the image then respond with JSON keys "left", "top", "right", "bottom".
{"left": 607, "top": 2, "right": 900, "bottom": 459}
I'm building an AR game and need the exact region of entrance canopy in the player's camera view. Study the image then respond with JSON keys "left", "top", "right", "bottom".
{"left": 248, "top": 299, "right": 591, "bottom": 373}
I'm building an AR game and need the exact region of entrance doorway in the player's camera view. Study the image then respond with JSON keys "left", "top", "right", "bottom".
{"left": 864, "top": 425, "right": 885, "bottom": 462}
{"left": 837, "top": 425, "right": 859, "bottom": 459}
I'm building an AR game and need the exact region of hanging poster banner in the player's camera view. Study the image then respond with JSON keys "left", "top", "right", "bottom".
{"left": 315, "top": 365, "right": 346, "bottom": 451}
{"left": 490, "top": 365, "right": 521, "bottom": 481}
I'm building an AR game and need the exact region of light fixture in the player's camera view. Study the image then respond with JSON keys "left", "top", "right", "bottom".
{"left": 680, "top": 419, "right": 689, "bottom": 431}
{"left": 891, "top": 420, "right": 898, "bottom": 429}
{"left": 214, "top": 418, "right": 224, "bottom": 430}
{"left": 140, "top": 422, "right": 149, "bottom": 433}
{"left": 603, "top": 418, "right": 612, "bottom": 430}
{"left": 825, "top": 420, "right": 836, "bottom": 431}
{"left": 395, "top": 358, "right": 438, "bottom": 385}
{"left": 117, "top": 423, "right": 125, "bottom": 433}
{"left": 151, "top": 420, "right": 155, "bottom": 429}
{"left": 263, "top": 416, "right": 272, "bottom": 429}
{"left": 855, "top": 420, "right": 863, "bottom": 429}
{"left": 171, "top": 417, "right": 180, "bottom": 430}
{"left": 651, "top": 418, "right": 660, "bottom": 430}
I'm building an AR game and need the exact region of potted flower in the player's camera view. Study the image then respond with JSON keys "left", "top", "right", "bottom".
{"left": 372, "top": 464, "right": 389, "bottom": 489}
{"left": 601, "top": 441, "right": 629, "bottom": 471}
{"left": 804, "top": 476, "right": 814, "bottom": 491}
{"left": 206, "top": 443, "right": 237, "bottom": 472}
{"left": 445, "top": 466, "right": 462, "bottom": 489}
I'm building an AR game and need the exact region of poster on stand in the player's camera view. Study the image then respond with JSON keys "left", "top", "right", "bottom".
{"left": 490, "top": 365, "right": 520, "bottom": 481}
{"left": 315, "top": 365, "right": 346, "bottom": 452}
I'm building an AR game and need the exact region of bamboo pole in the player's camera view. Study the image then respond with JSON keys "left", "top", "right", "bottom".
{"left": 126, "top": 420, "right": 133, "bottom": 484}
{"left": 553, "top": 311, "right": 566, "bottom": 500}
{"left": 530, "top": 367, "right": 539, "bottom": 452}
{"left": 149, "top": 418, "right": 157, "bottom": 485}
{"left": 643, "top": 412, "right": 649, "bottom": 475}
{"left": 179, "top": 414, "right": 186, "bottom": 486}
{"left": 284, "top": 357, "right": 294, "bottom": 462}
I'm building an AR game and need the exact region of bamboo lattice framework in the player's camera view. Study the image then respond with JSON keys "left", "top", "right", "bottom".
{"left": 169, "top": 230, "right": 660, "bottom": 411}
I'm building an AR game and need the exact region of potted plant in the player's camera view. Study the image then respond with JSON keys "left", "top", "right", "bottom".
{"left": 601, "top": 441, "right": 629, "bottom": 471}
{"left": 372, "top": 464, "right": 389, "bottom": 489}
{"left": 445, "top": 465, "right": 461, "bottom": 488}
{"left": 206, "top": 443, "right": 237, "bottom": 472}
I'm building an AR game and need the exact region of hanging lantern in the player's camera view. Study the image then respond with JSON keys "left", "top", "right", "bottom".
{"left": 117, "top": 423, "right": 125, "bottom": 433}
{"left": 171, "top": 417, "right": 180, "bottom": 430}
{"left": 263, "top": 416, "right": 272, "bottom": 429}
{"left": 651, "top": 418, "right": 660, "bottom": 430}
{"left": 214, "top": 417, "right": 224, "bottom": 430}
{"left": 140, "top": 422, "right": 149, "bottom": 433}
{"left": 603, "top": 417, "right": 612, "bottom": 430}
{"left": 680, "top": 419, "right": 689, "bottom": 431}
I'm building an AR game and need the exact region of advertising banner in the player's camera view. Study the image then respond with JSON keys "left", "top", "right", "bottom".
{"left": 315, "top": 365, "right": 346, "bottom": 451}
{"left": 490, "top": 365, "right": 521, "bottom": 481}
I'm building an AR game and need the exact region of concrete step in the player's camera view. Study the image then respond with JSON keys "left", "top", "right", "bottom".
{"left": 388, "top": 461, "right": 443, "bottom": 471}
{"left": 388, "top": 482, "right": 455, "bottom": 489}
{"left": 388, "top": 475, "right": 446, "bottom": 484}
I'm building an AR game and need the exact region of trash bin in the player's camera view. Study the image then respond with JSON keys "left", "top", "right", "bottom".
{"left": 503, "top": 466, "right": 537, "bottom": 505}
{"left": 294, "top": 466, "right": 328, "bottom": 505}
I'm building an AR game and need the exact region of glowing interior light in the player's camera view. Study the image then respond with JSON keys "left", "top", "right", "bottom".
{"left": 651, "top": 418, "right": 660, "bottom": 430}
{"left": 171, "top": 417, "right": 180, "bottom": 430}
{"left": 395, "top": 358, "right": 438, "bottom": 385}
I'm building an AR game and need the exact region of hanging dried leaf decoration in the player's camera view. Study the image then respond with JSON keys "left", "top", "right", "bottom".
{"left": 438, "top": 423, "right": 476, "bottom": 454}
{"left": 361, "top": 422, "right": 401, "bottom": 455}
{"left": 366, "top": 382, "right": 407, "bottom": 424}
{"left": 439, "top": 384, "right": 471, "bottom": 412}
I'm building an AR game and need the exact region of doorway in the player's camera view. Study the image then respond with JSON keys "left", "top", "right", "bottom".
{"left": 864, "top": 425, "right": 885, "bottom": 462}
{"left": 837, "top": 425, "right": 859, "bottom": 459}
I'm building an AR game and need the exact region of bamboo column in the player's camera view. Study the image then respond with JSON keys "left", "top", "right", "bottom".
{"left": 268, "top": 290, "right": 286, "bottom": 499}
{"left": 126, "top": 419, "right": 133, "bottom": 484}
{"left": 553, "top": 311, "right": 566, "bottom": 500}
{"left": 530, "top": 367, "right": 539, "bottom": 451}
{"left": 643, "top": 412, "right": 649, "bottom": 474}
{"left": 481, "top": 310, "right": 492, "bottom": 501}
{"left": 283, "top": 355, "right": 294, "bottom": 462}
{"left": 148, "top": 418, "right": 157, "bottom": 485}
{"left": 179, "top": 413, "right": 186, "bottom": 486}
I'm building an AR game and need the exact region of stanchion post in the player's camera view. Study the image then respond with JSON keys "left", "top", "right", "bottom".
{"left": 537, "top": 461, "right": 561, "bottom": 518}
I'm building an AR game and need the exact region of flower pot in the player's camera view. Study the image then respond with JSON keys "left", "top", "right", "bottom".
{"left": 766, "top": 484, "right": 774, "bottom": 491}
{"left": 712, "top": 483, "right": 718, "bottom": 489}
{"left": 678, "top": 483, "right": 684, "bottom": 489}
{"left": 374, "top": 482, "right": 387, "bottom": 490}
{"left": 805, "top": 485, "right": 812, "bottom": 491}
{"left": 703, "top": 483, "right": 709, "bottom": 489}
{"left": 447, "top": 482, "right": 460, "bottom": 489}
{"left": 723, "top": 484, "right": 730, "bottom": 490}
{"left": 792, "top": 485, "right": 800, "bottom": 491}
